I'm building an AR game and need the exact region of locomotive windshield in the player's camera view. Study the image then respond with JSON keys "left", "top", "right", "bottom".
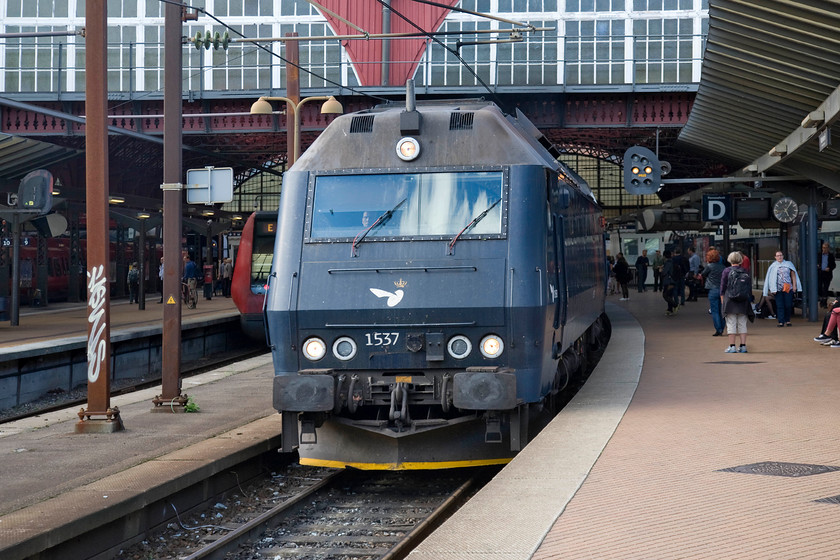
{"left": 309, "top": 171, "right": 504, "bottom": 239}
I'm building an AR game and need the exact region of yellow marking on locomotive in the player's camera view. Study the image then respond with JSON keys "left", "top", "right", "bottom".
{"left": 395, "top": 375, "right": 412, "bottom": 383}
{"left": 300, "top": 457, "right": 512, "bottom": 471}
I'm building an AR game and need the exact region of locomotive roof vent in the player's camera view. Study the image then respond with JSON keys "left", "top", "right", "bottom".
{"left": 349, "top": 115, "right": 375, "bottom": 133}
{"left": 449, "top": 112, "right": 475, "bottom": 130}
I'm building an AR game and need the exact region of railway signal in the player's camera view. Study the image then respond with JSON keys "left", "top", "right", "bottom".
{"left": 623, "top": 146, "right": 662, "bottom": 194}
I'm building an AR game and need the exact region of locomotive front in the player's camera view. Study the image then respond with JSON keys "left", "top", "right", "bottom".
{"left": 266, "top": 98, "right": 599, "bottom": 469}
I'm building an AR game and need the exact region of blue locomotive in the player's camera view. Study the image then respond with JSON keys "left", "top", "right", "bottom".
{"left": 266, "top": 91, "right": 609, "bottom": 470}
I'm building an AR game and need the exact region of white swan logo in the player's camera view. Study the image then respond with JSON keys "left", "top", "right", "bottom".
{"left": 370, "top": 288, "right": 404, "bottom": 307}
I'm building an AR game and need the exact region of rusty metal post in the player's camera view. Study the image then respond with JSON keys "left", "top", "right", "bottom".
{"left": 154, "top": 1, "right": 188, "bottom": 412}
{"left": 285, "top": 33, "right": 300, "bottom": 166}
{"left": 138, "top": 219, "right": 146, "bottom": 310}
{"left": 76, "top": 0, "right": 123, "bottom": 433}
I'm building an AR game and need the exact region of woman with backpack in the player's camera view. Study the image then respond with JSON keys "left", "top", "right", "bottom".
{"left": 721, "top": 251, "right": 751, "bottom": 353}
{"left": 762, "top": 250, "right": 799, "bottom": 328}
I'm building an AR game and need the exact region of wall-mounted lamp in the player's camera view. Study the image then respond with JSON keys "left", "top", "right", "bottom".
{"left": 801, "top": 110, "right": 825, "bottom": 128}
{"left": 137, "top": 211, "right": 151, "bottom": 219}
{"left": 768, "top": 144, "right": 787, "bottom": 157}
{"left": 108, "top": 196, "right": 125, "bottom": 204}
{"left": 201, "top": 210, "right": 215, "bottom": 217}
{"left": 231, "top": 215, "right": 243, "bottom": 221}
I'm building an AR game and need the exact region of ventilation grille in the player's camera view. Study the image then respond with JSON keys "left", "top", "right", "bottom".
{"left": 349, "top": 115, "right": 375, "bottom": 133}
{"left": 449, "top": 112, "right": 474, "bottom": 130}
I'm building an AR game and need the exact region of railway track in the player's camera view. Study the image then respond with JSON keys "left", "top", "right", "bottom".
{"left": 126, "top": 464, "right": 493, "bottom": 560}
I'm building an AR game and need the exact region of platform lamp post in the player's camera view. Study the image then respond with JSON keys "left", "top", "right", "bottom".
{"left": 249, "top": 96, "right": 343, "bottom": 165}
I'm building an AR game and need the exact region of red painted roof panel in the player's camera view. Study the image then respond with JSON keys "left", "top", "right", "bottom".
{"left": 316, "top": 0, "right": 458, "bottom": 86}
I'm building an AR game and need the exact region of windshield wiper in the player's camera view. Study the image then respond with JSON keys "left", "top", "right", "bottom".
{"left": 448, "top": 198, "right": 501, "bottom": 255}
{"left": 351, "top": 198, "right": 407, "bottom": 257}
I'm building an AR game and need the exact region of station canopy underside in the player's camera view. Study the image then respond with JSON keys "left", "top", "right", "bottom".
{"left": 678, "top": 0, "right": 840, "bottom": 197}
{"left": 0, "top": 133, "right": 82, "bottom": 185}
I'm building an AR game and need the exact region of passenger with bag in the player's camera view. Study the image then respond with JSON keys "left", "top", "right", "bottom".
{"left": 721, "top": 251, "right": 751, "bottom": 353}
{"left": 762, "top": 250, "right": 799, "bottom": 328}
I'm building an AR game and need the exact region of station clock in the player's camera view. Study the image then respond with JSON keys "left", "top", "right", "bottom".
{"left": 772, "top": 196, "right": 798, "bottom": 223}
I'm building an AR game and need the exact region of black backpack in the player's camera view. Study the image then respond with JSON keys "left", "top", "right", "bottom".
{"left": 726, "top": 267, "right": 751, "bottom": 302}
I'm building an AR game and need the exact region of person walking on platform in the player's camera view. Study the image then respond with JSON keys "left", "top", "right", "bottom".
{"left": 661, "top": 250, "right": 678, "bottom": 316}
{"left": 183, "top": 254, "right": 200, "bottom": 309}
{"left": 222, "top": 258, "right": 233, "bottom": 298}
{"left": 613, "top": 253, "right": 632, "bottom": 301}
{"left": 635, "top": 250, "right": 649, "bottom": 292}
{"left": 721, "top": 251, "right": 751, "bottom": 352}
{"left": 701, "top": 248, "right": 725, "bottom": 336}
{"left": 818, "top": 242, "right": 836, "bottom": 308}
{"left": 686, "top": 247, "right": 701, "bottom": 301}
{"left": 763, "top": 250, "right": 799, "bottom": 328}
{"left": 671, "top": 248, "right": 688, "bottom": 306}
{"left": 652, "top": 249, "right": 665, "bottom": 292}
{"left": 127, "top": 262, "right": 140, "bottom": 304}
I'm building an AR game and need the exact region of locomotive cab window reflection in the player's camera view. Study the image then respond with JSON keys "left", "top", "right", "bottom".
{"left": 310, "top": 171, "right": 505, "bottom": 239}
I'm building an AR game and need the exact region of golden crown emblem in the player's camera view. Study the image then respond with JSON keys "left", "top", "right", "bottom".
{"left": 394, "top": 278, "right": 407, "bottom": 288}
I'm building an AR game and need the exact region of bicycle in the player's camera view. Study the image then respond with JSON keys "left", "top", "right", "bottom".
{"left": 182, "top": 279, "right": 198, "bottom": 309}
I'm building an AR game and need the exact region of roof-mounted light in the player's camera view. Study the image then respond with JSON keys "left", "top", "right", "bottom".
{"left": 396, "top": 137, "right": 420, "bottom": 161}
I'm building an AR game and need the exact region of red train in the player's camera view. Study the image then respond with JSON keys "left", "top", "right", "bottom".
{"left": 2, "top": 232, "right": 138, "bottom": 305}
{"left": 231, "top": 211, "right": 274, "bottom": 341}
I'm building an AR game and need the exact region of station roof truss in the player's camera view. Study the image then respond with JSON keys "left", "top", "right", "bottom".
{"left": 0, "top": 133, "right": 82, "bottom": 182}
{"left": 679, "top": 0, "right": 840, "bottom": 197}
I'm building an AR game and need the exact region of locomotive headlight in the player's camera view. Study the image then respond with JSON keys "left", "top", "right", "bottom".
{"left": 480, "top": 335, "right": 504, "bottom": 358}
{"left": 396, "top": 137, "right": 420, "bottom": 161}
{"left": 302, "top": 337, "right": 327, "bottom": 361}
{"left": 332, "top": 336, "right": 357, "bottom": 361}
{"left": 447, "top": 335, "right": 472, "bottom": 359}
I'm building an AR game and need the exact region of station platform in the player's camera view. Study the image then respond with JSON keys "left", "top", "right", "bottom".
{"left": 2, "top": 290, "right": 840, "bottom": 559}
{"left": 411, "top": 292, "right": 840, "bottom": 560}
{"left": 0, "top": 294, "right": 239, "bottom": 350}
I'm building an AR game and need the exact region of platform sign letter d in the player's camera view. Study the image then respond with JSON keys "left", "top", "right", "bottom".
{"left": 702, "top": 194, "right": 731, "bottom": 222}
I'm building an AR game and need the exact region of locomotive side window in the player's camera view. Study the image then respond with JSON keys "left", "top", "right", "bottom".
{"left": 309, "top": 171, "right": 504, "bottom": 239}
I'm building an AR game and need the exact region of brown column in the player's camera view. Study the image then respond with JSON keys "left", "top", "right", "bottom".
{"left": 76, "top": 0, "right": 122, "bottom": 433}
{"left": 154, "top": 1, "right": 187, "bottom": 412}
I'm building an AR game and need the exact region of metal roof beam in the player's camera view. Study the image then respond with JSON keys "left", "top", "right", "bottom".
{"left": 741, "top": 84, "right": 840, "bottom": 175}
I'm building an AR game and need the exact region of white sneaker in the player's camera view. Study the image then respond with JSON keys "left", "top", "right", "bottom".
{"left": 619, "top": 298, "right": 628, "bottom": 301}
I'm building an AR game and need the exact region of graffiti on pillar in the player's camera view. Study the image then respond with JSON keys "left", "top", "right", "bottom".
{"left": 87, "top": 264, "right": 108, "bottom": 383}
